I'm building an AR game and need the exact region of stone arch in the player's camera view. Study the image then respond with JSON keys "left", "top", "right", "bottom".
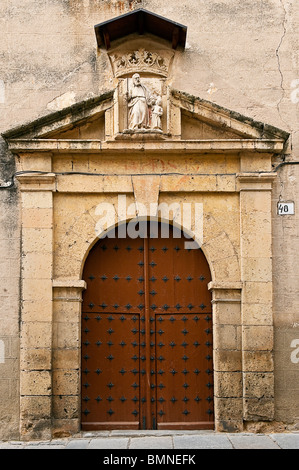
{"left": 78, "top": 214, "right": 220, "bottom": 283}
{"left": 202, "top": 231, "right": 240, "bottom": 283}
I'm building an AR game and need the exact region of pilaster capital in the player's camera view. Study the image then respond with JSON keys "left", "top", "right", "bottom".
{"left": 208, "top": 281, "right": 242, "bottom": 303}
{"left": 52, "top": 279, "right": 87, "bottom": 302}
{"left": 16, "top": 173, "right": 56, "bottom": 192}
{"left": 236, "top": 172, "right": 277, "bottom": 191}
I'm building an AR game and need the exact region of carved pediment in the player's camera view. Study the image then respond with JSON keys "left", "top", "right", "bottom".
{"left": 2, "top": 92, "right": 114, "bottom": 141}
{"left": 2, "top": 85, "right": 289, "bottom": 155}
{"left": 170, "top": 89, "right": 290, "bottom": 141}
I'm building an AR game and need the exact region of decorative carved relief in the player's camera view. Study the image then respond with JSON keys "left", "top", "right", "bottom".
{"left": 125, "top": 73, "right": 163, "bottom": 132}
{"left": 109, "top": 49, "right": 173, "bottom": 78}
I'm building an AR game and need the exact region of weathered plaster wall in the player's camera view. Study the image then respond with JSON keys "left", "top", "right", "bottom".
{"left": 0, "top": 160, "right": 20, "bottom": 439}
{"left": 0, "top": 0, "right": 298, "bottom": 438}
{"left": 1, "top": 0, "right": 297, "bottom": 134}
{"left": 272, "top": 163, "right": 299, "bottom": 426}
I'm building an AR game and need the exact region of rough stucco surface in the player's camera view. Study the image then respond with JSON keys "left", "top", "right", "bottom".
{"left": 0, "top": 0, "right": 298, "bottom": 438}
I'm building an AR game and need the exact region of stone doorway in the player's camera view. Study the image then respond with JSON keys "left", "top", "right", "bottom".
{"left": 81, "top": 222, "right": 214, "bottom": 430}
{"left": 2, "top": 78, "right": 288, "bottom": 438}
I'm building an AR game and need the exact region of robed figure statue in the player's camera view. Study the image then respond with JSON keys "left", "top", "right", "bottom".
{"left": 126, "top": 73, "right": 153, "bottom": 130}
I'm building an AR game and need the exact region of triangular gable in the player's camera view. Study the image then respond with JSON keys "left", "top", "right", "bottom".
{"left": 2, "top": 91, "right": 114, "bottom": 140}
{"left": 2, "top": 87, "right": 289, "bottom": 153}
{"left": 171, "top": 89, "right": 289, "bottom": 141}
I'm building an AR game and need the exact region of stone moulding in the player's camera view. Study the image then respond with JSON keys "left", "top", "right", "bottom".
{"left": 16, "top": 173, "right": 56, "bottom": 191}
{"left": 237, "top": 173, "right": 277, "bottom": 191}
{"left": 237, "top": 173, "right": 277, "bottom": 183}
{"left": 52, "top": 279, "right": 86, "bottom": 302}
{"left": 7, "top": 138, "right": 286, "bottom": 154}
{"left": 208, "top": 281, "right": 242, "bottom": 303}
{"left": 52, "top": 279, "right": 86, "bottom": 289}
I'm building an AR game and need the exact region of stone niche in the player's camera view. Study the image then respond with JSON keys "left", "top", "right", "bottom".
{"left": 106, "top": 36, "right": 175, "bottom": 137}
{"left": 116, "top": 74, "right": 167, "bottom": 135}
{"left": 107, "top": 36, "right": 175, "bottom": 135}
{"left": 1, "top": 9, "right": 290, "bottom": 440}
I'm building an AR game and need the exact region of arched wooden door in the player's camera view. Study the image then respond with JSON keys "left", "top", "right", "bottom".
{"left": 81, "top": 223, "right": 214, "bottom": 430}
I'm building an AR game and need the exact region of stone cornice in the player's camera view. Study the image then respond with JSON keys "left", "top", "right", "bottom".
{"left": 52, "top": 279, "right": 86, "bottom": 289}
{"left": 171, "top": 89, "right": 290, "bottom": 142}
{"left": 7, "top": 138, "right": 285, "bottom": 154}
{"left": 2, "top": 92, "right": 114, "bottom": 140}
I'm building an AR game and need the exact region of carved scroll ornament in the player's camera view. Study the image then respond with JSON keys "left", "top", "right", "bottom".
{"left": 110, "top": 49, "right": 171, "bottom": 78}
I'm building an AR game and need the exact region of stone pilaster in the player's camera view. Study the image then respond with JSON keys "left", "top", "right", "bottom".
{"left": 208, "top": 282, "right": 243, "bottom": 432}
{"left": 17, "top": 173, "right": 55, "bottom": 440}
{"left": 238, "top": 173, "right": 276, "bottom": 422}
{"left": 52, "top": 279, "right": 86, "bottom": 437}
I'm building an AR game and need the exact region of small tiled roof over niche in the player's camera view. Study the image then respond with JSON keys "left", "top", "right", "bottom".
{"left": 94, "top": 8, "right": 187, "bottom": 50}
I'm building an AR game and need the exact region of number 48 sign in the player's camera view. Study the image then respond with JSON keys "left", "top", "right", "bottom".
{"left": 277, "top": 202, "right": 295, "bottom": 215}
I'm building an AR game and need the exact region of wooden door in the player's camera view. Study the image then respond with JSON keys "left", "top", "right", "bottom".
{"left": 81, "top": 223, "right": 214, "bottom": 430}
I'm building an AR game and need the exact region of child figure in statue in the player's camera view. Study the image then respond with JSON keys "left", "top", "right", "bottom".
{"left": 151, "top": 95, "right": 163, "bottom": 130}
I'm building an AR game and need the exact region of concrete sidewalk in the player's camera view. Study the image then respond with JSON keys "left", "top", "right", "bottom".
{"left": 0, "top": 431, "right": 299, "bottom": 449}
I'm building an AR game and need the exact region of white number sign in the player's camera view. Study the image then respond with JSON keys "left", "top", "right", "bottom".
{"left": 277, "top": 202, "right": 295, "bottom": 215}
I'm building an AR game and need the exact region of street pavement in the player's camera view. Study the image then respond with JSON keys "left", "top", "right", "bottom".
{"left": 0, "top": 430, "right": 299, "bottom": 449}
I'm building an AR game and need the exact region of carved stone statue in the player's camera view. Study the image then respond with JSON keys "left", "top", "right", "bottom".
{"left": 151, "top": 95, "right": 163, "bottom": 130}
{"left": 125, "top": 73, "right": 154, "bottom": 130}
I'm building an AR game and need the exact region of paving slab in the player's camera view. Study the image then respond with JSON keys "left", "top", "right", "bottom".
{"left": 66, "top": 439, "right": 91, "bottom": 449}
{"left": 24, "top": 444, "right": 66, "bottom": 449}
{"left": 173, "top": 434, "right": 233, "bottom": 449}
{"left": 0, "top": 443, "right": 25, "bottom": 449}
{"left": 110, "top": 430, "right": 211, "bottom": 436}
{"left": 1, "top": 432, "right": 299, "bottom": 449}
{"left": 88, "top": 437, "right": 129, "bottom": 449}
{"left": 79, "top": 431, "right": 110, "bottom": 438}
{"left": 110, "top": 430, "right": 160, "bottom": 437}
{"left": 129, "top": 436, "right": 173, "bottom": 449}
{"left": 228, "top": 434, "right": 280, "bottom": 449}
{"left": 271, "top": 433, "right": 299, "bottom": 449}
